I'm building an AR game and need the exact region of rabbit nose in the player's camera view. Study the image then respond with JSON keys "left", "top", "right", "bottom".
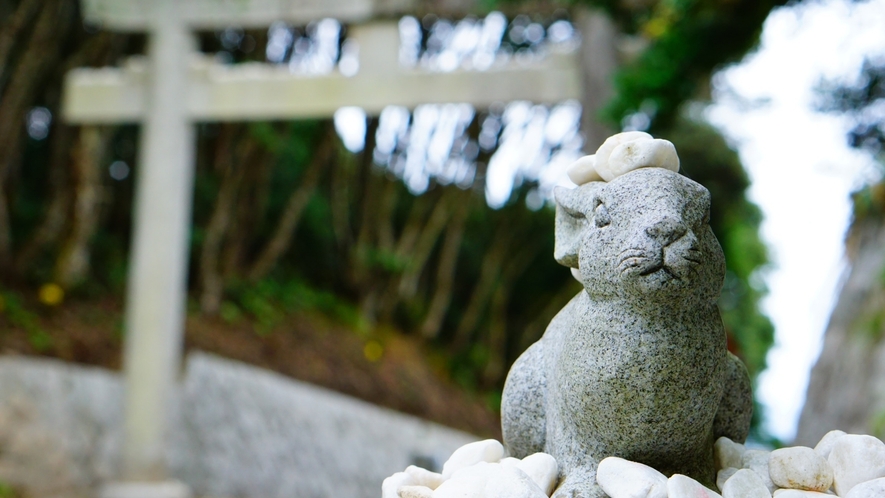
{"left": 645, "top": 218, "right": 688, "bottom": 246}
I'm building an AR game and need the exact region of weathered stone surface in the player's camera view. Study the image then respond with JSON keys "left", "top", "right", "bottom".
{"left": 795, "top": 209, "right": 885, "bottom": 446}
{"left": 717, "top": 468, "right": 739, "bottom": 492}
{"left": 0, "top": 354, "right": 474, "bottom": 498}
{"left": 0, "top": 357, "right": 123, "bottom": 498}
{"left": 828, "top": 434, "right": 885, "bottom": 497}
{"left": 715, "top": 437, "right": 745, "bottom": 471}
{"left": 596, "top": 457, "right": 667, "bottom": 498}
{"left": 501, "top": 166, "right": 753, "bottom": 493}
{"left": 440, "top": 439, "right": 505, "bottom": 479}
{"left": 175, "top": 353, "right": 475, "bottom": 498}
{"left": 721, "top": 468, "right": 772, "bottom": 498}
{"left": 768, "top": 446, "right": 832, "bottom": 492}
{"left": 813, "top": 430, "right": 847, "bottom": 460}
{"left": 668, "top": 474, "right": 722, "bottom": 498}
{"left": 844, "top": 477, "right": 885, "bottom": 498}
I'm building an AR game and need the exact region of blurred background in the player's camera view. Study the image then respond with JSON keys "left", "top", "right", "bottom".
{"left": 0, "top": 0, "right": 883, "bottom": 495}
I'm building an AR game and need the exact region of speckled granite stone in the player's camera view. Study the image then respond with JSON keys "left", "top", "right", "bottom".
{"left": 501, "top": 168, "right": 753, "bottom": 497}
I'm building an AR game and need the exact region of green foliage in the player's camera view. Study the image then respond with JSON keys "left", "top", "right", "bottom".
{"left": 817, "top": 58, "right": 885, "bottom": 160}
{"left": 871, "top": 409, "right": 885, "bottom": 441}
{"left": 0, "top": 288, "right": 53, "bottom": 351}
{"left": 587, "top": 0, "right": 789, "bottom": 128}
{"left": 225, "top": 278, "right": 365, "bottom": 334}
{"left": 0, "top": 482, "right": 17, "bottom": 498}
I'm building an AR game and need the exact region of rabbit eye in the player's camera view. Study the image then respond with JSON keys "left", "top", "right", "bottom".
{"left": 594, "top": 203, "right": 611, "bottom": 228}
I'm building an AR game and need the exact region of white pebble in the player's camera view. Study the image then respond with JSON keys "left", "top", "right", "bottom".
{"left": 722, "top": 468, "right": 772, "bottom": 498}
{"left": 844, "top": 477, "right": 885, "bottom": 498}
{"left": 515, "top": 453, "right": 559, "bottom": 496}
{"left": 398, "top": 485, "right": 433, "bottom": 498}
{"left": 828, "top": 434, "right": 885, "bottom": 496}
{"left": 593, "top": 131, "right": 653, "bottom": 181}
{"left": 814, "top": 430, "right": 847, "bottom": 460}
{"left": 383, "top": 472, "right": 415, "bottom": 498}
{"left": 715, "top": 437, "right": 746, "bottom": 470}
{"left": 404, "top": 465, "right": 444, "bottom": 490}
{"left": 717, "top": 468, "right": 738, "bottom": 492}
{"left": 567, "top": 154, "right": 603, "bottom": 185}
{"left": 434, "top": 462, "right": 490, "bottom": 498}
{"left": 596, "top": 456, "right": 667, "bottom": 498}
{"left": 605, "top": 138, "right": 679, "bottom": 179}
{"left": 772, "top": 490, "right": 833, "bottom": 497}
{"left": 743, "top": 450, "right": 778, "bottom": 493}
{"left": 441, "top": 439, "right": 505, "bottom": 479}
{"left": 769, "top": 446, "right": 833, "bottom": 492}
{"left": 667, "top": 474, "right": 722, "bottom": 498}
{"left": 485, "top": 464, "right": 548, "bottom": 498}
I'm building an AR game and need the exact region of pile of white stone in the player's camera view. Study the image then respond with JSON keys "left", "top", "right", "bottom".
{"left": 382, "top": 430, "right": 885, "bottom": 498}
{"left": 382, "top": 439, "right": 557, "bottom": 498}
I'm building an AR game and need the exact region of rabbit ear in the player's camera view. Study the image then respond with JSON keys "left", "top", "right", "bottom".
{"left": 553, "top": 184, "right": 603, "bottom": 268}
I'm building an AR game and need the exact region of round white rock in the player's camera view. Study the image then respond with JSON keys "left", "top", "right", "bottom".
{"left": 667, "top": 474, "right": 721, "bottom": 498}
{"left": 441, "top": 439, "right": 505, "bottom": 480}
{"left": 721, "top": 468, "right": 772, "bottom": 498}
{"left": 596, "top": 456, "right": 668, "bottom": 498}
{"left": 828, "top": 434, "right": 885, "bottom": 497}
{"left": 768, "top": 446, "right": 833, "bottom": 492}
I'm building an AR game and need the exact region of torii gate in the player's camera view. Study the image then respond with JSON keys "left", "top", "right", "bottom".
{"left": 63, "top": 0, "right": 608, "bottom": 495}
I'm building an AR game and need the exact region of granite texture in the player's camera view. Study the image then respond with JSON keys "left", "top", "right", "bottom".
{"left": 501, "top": 167, "right": 752, "bottom": 497}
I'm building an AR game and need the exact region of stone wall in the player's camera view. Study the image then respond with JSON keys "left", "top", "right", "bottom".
{"left": 0, "top": 352, "right": 475, "bottom": 497}
{"left": 795, "top": 214, "right": 885, "bottom": 446}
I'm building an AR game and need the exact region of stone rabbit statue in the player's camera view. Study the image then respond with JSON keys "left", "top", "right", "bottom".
{"left": 500, "top": 133, "right": 753, "bottom": 498}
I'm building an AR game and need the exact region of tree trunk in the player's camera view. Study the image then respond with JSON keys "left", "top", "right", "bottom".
{"left": 54, "top": 125, "right": 110, "bottom": 288}
{"left": 220, "top": 145, "right": 272, "bottom": 280}
{"left": 247, "top": 124, "right": 335, "bottom": 282}
{"left": 396, "top": 188, "right": 453, "bottom": 299}
{"left": 199, "top": 124, "right": 247, "bottom": 314}
{"left": 451, "top": 226, "right": 510, "bottom": 351}
{"left": 420, "top": 190, "right": 471, "bottom": 340}
{"left": 13, "top": 122, "right": 76, "bottom": 272}
{"left": 0, "top": 0, "right": 70, "bottom": 270}
{"left": 481, "top": 241, "right": 543, "bottom": 386}
{"left": 0, "top": 0, "right": 41, "bottom": 91}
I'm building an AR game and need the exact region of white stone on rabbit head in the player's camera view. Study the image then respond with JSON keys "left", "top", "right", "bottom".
{"left": 567, "top": 132, "right": 680, "bottom": 186}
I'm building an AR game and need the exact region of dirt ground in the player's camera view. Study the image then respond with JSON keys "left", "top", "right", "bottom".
{"left": 0, "top": 296, "right": 502, "bottom": 439}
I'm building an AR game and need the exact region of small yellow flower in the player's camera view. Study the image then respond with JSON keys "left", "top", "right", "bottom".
{"left": 38, "top": 283, "right": 64, "bottom": 306}
{"left": 363, "top": 340, "right": 383, "bottom": 362}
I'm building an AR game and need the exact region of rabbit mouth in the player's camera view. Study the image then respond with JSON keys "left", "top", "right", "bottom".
{"left": 639, "top": 263, "right": 682, "bottom": 281}
{"left": 617, "top": 252, "right": 684, "bottom": 284}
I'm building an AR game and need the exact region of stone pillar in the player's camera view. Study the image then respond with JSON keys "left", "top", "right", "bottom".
{"left": 111, "top": 0, "right": 195, "bottom": 495}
